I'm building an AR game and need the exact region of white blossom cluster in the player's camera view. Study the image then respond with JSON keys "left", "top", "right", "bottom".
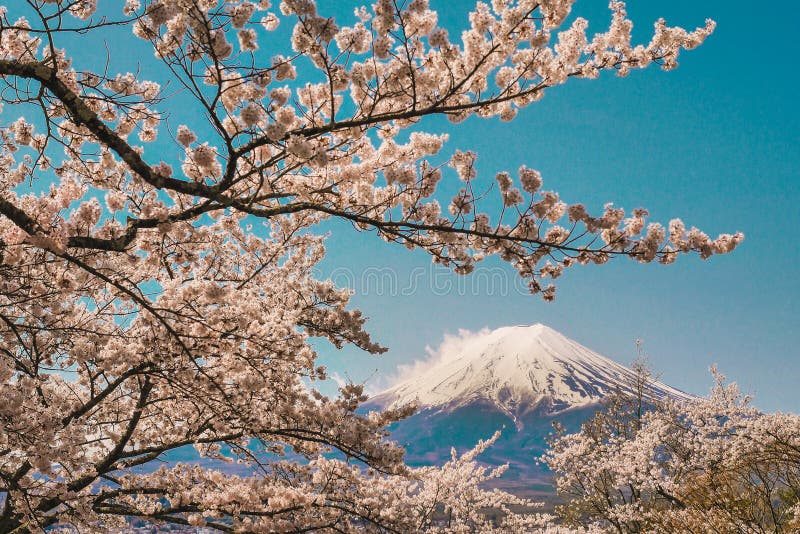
{"left": 544, "top": 366, "right": 800, "bottom": 532}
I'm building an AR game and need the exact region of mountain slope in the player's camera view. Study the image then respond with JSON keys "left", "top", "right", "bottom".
{"left": 371, "top": 323, "right": 690, "bottom": 419}
{"left": 367, "top": 324, "right": 692, "bottom": 497}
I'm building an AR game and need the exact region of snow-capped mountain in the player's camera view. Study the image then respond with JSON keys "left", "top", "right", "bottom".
{"left": 367, "top": 324, "right": 692, "bottom": 496}
{"left": 371, "top": 323, "right": 690, "bottom": 419}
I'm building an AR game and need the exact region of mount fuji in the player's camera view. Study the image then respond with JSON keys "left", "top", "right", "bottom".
{"left": 367, "top": 324, "right": 691, "bottom": 496}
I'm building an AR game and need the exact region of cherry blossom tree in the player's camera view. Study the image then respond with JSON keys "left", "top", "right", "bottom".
{"left": 544, "top": 366, "right": 800, "bottom": 532}
{"left": 0, "top": 0, "right": 741, "bottom": 531}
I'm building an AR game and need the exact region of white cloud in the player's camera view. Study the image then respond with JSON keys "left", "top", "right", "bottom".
{"left": 384, "top": 327, "right": 492, "bottom": 389}
{"left": 329, "top": 371, "right": 348, "bottom": 389}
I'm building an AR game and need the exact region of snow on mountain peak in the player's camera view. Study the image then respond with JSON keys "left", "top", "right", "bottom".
{"left": 371, "top": 324, "right": 691, "bottom": 416}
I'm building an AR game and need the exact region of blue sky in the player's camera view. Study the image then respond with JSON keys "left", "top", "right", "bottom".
{"left": 59, "top": 1, "right": 798, "bottom": 411}
{"left": 313, "top": 0, "right": 800, "bottom": 412}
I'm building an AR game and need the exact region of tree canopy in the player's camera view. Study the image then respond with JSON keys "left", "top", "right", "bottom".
{"left": 0, "top": 0, "right": 741, "bottom": 531}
